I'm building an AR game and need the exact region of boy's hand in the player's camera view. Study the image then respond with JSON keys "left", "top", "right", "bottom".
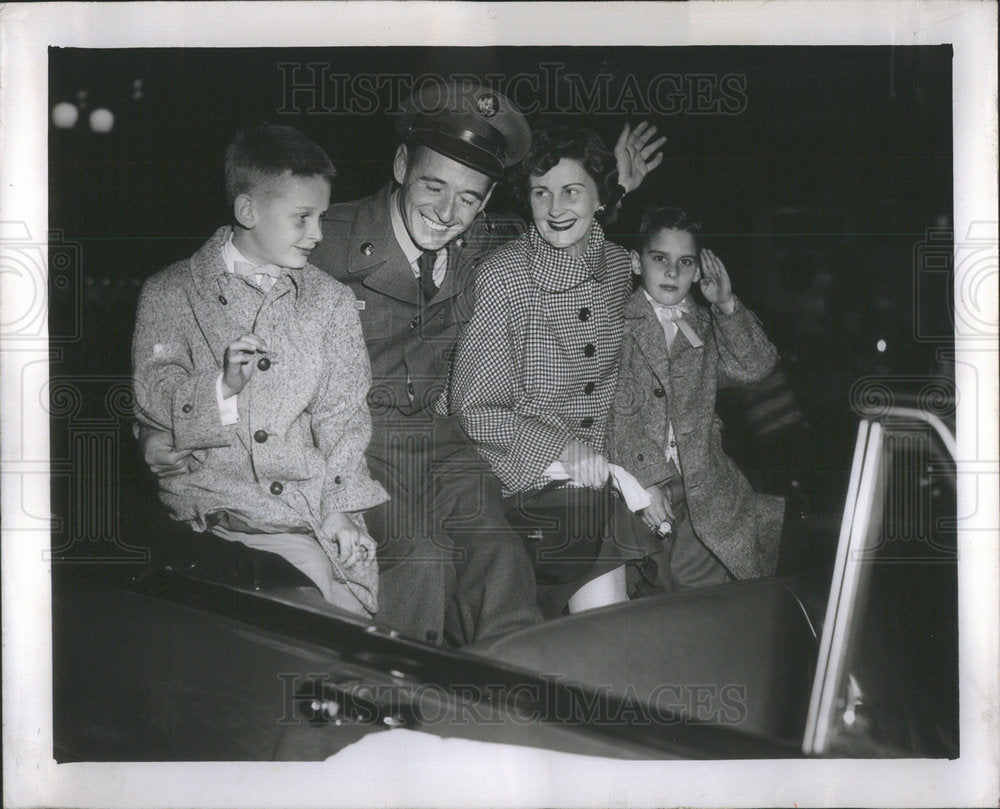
{"left": 614, "top": 121, "right": 666, "bottom": 194}
{"left": 641, "top": 485, "right": 674, "bottom": 532}
{"left": 222, "top": 333, "right": 268, "bottom": 399}
{"left": 699, "top": 249, "right": 735, "bottom": 314}
{"left": 319, "top": 512, "right": 377, "bottom": 570}
{"left": 558, "top": 439, "right": 610, "bottom": 489}
{"left": 140, "top": 425, "right": 193, "bottom": 478}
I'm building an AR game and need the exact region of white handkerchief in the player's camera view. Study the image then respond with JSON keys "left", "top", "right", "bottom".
{"left": 542, "top": 461, "right": 652, "bottom": 513}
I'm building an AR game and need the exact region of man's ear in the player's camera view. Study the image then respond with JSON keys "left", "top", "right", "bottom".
{"left": 392, "top": 144, "right": 409, "bottom": 185}
{"left": 233, "top": 194, "right": 255, "bottom": 229}
{"left": 629, "top": 250, "right": 642, "bottom": 275}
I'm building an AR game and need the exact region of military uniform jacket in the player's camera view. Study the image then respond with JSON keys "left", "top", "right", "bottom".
{"left": 310, "top": 184, "right": 525, "bottom": 422}
{"left": 444, "top": 224, "right": 633, "bottom": 496}
{"left": 607, "top": 289, "right": 785, "bottom": 579}
{"left": 132, "top": 227, "right": 388, "bottom": 536}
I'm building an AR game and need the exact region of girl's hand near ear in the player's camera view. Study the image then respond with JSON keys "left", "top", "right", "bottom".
{"left": 699, "top": 249, "right": 735, "bottom": 314}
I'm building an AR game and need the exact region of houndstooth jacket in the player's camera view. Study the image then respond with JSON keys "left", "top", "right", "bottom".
{"left": 443, "top": 223, "right": 633, "bottom": 496}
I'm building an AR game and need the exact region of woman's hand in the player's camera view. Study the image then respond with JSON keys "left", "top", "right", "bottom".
{"left": 558, "top": 439, "right": 610, "bottom": 489}
{"left": 319, "top": 512, "right": 377, "bottom": 570}
{"left": 614, "top": 122, "right": 667, "bottom": 194}
{"left": 699, "top": 249, "right": 735, "bottom": 314}
{"left": 641, "top": 485, "right": 674, "bottom": 532}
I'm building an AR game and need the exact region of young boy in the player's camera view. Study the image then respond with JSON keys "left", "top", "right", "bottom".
{"left": 132, "top": 124, "right": 387, "bottom": 616}
{"left": 608, "top": 206, "right": 784, "bottom": 590}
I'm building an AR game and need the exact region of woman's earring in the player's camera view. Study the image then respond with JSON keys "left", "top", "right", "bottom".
{"left": 596, "top": 204, "right": 606, "bottom": 214}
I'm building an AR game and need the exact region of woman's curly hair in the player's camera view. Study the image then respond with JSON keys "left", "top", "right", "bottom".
{"left": 513, "top": 123, "right": 620, "bottom": 225}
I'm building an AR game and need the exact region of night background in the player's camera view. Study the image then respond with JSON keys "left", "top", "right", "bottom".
{"left": 47, "top": 45, "right": 954, "bottom": 559}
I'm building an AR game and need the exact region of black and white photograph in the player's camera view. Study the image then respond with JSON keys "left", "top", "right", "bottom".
{"left": 2, "top": 2, "right": 997, "bottom": 807}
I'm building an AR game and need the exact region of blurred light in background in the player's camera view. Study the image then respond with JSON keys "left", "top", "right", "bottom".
{"left": 52, "top": 102, "right": 79, "bottom": 129}
{"left": 876, "top": 339, "right": 887, "bottom": 353}
{"left": 89, "top": 108, "right": 114, "bottom": 134}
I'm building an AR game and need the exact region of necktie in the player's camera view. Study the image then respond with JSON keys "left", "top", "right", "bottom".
{"left": 418, "top": 250, "right": 439, "bottom": 301}
{"left": 655, "top": 305, "right": 703, "bottom": 351}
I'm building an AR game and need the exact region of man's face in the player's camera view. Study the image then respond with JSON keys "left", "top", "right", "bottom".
{"left": 393, "top": 145, "right": 495, "bottom": 252}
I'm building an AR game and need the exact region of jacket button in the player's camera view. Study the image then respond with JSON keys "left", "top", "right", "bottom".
{"left": 181, "top": 403, "right": 193, "bottom": 413}
{"left": 334, "top": 475, "right": 342, "bottom": 485}
{"left": 637, "top": 453, "right": 644, "bottom": 461}
{"left": 653, "top": 388, "right": 665, "bottom": 398}
{"left": 584, "top": 381, "right": 596, "bottom": 395}
{"left": 257, "top": 356, "right": 271, "bottom": 371}
{"left": 270, "top": 481, "right": 283, "bottom": 495}
{"left": 254, "top": 430, "right": 268, "bottom": 443}
{"left": 410, "top": 315, "right": 422, "bottom": 329}
{"left": 578, "top": 307, "right": 591, "bottom": 322}
{"left": 583, "top": 343, "right": 595, "bottom": 357}
{"left": 361, "top": 242, "right": 375, "bottom": 256}
{"left": 580, "top": 417, "right": 594, "bottom": 429}
{"left": 218, "top": 295, "right": 227, "bottom": 306}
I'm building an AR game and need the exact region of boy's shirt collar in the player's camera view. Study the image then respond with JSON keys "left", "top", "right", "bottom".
{"left": 218, "top": 229, "right": 301, "bottom": 297}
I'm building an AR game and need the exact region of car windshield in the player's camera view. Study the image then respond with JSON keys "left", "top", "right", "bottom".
{"left": 805, "top": 408, "right": 958, "bottom": 757}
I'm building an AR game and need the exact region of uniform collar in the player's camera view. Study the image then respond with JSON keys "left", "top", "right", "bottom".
{"left": 526, "top": 222, "right": 608, "bottom": 293}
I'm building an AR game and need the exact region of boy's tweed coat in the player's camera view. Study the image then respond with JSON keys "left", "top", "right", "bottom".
{"left": 445, "top": 223, "right": 633, "bottom": 496}
{"left": 608, "top": 289, "right": 785, "bottom": 579}
{"left": 133, "top": 227, "right": 388, "bottom": 608}
{"left": 310, "top": 186, "right": 541, "bottom": 644}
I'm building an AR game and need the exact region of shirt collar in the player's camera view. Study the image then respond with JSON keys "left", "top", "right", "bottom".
{"left": 389, "top": 189, "right": 424, "bottom": 266}
{"left": 222, "top": 233, "right": 253, "bottom": 274}
{"left": 642, "top": 288, "right": 695, "bottom": 314}
{"left": 219, "top": 231, "right": 302, "bottom": 297}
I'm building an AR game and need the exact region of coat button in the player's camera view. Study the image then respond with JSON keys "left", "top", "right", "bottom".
{"left": 637, "top": 453, "right": 644, "bottom": 461}
{"left": 270, "top": 481, "right": 283, "bottom": 495}
{"left": 580, "top": 416, "right": 594, "bottom": 429}
{"left": 218, "top": 295, "right": 227, "bottom": 305}
{"left": 257, "top": 356, "right": 271, "bottom": 371}
{"left": 578, "top": 307, "right": 591, "bottom": 322}
{"left": 334, "top": 475, "right": 342, "bottom": 485}
{"left": 583, "top": 343, "right": 595, "bottom": 357}
{"left": 584, "top": 381, "right": 596, "bottom": 395}
{"left": 654, "top": 388, "right": 665, "bottom": 398}
{"left": 254, "top": 429, "right": 268, "bottom": 443}
{"left": 182, "top": 403, "right": 193, "bottom": 413}
{"left": 410, "top": 315, "right": 422, "bottom": 329}
{"left": 361, "top": 242, "right": 375, "bottom": 256}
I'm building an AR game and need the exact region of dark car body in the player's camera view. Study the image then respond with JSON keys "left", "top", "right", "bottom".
{"left": 52, "top": 397, "right": 957, "bottom": 761}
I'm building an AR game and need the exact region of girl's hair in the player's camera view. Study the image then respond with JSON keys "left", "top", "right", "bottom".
{"left": 635, "top": 206, "right": 704, "bottom": 254}
{"left": 514, "top": 123, "right": 619, "bottom": 224}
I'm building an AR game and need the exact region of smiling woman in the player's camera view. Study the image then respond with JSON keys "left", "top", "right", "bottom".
{"left": 442, "top": 124, "right": 661, "bottom": 617}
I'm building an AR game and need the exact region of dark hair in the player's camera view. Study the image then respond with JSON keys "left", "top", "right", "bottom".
{"left": 224, "top": 124, "right": 336, "bottom": 206}
{"left": 514, "top": 123, "right": 618, "bottom": 224}
{"left": 635, "top": 206, "right": 704, "bottom": 254}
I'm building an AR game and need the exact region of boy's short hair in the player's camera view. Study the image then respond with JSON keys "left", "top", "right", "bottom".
{"left": 636, "top": 206, "right": 704, "bottom": 254}
{"left": 514, "top": 123, "right": 618, "bottom": 224}
{"left": 224, "top": 124, "right": 336, "bottom": 206}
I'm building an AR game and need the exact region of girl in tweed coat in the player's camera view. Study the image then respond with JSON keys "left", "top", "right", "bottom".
{"left": 607, "top": 207, "right": 784, "bottom": 588}
{"left": 446, "top": 125, "right": 658, "bottom": 617}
